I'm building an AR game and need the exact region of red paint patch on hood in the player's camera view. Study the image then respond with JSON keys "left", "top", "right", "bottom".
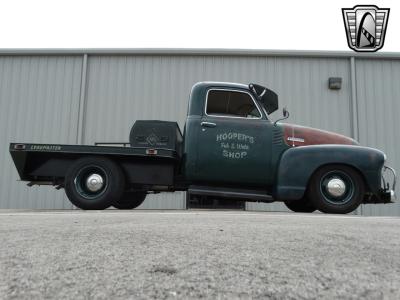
{"left": 283, "top": 124, "right": 358, "bottom": 147}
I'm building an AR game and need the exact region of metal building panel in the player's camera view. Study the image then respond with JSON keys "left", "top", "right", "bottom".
{"left": 83, "top": 56, "right": 193, "bottom": 209}
{"left": 83, "top": 56, "right": 352, "bottom": 139}
{"left": 262, "top": 57, "right": 353, "bottom": 212}
{"left": 205, "top": 56, "right": 352, "bottom": 211}
{"left": 355, "top": 59, "right": 400, "bottom": 216}
{"left": 0, "top": 56, "right": 82, "bottom": 209}
{"left": 82, "top": 55, "right": 352, "bottom": 211}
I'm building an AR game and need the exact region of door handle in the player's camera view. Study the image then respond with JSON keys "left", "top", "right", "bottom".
{"left": 201, "top": 121, "right": 216, "bottom": 128}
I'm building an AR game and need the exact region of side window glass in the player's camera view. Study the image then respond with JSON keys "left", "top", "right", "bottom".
{"left": 206, "top": 90, "right": 261, "bottom": 118}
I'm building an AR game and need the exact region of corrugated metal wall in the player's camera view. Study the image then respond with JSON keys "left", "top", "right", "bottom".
{"left": 82, "top": 55, "right": 352, "bottom": 211}
{"left": 0, "top": 56, "right": 82, "bottom": 209}
{"left": 82, "top": 56, "right": 192, "bottom": 209}
{"left": 0, "top": 52, "right": 398, "bottom": 215}
{"left": 356, "top": 59, "right": 400, "bottom": 216}
{"left": 241, "top": 56, "right": 353, "bottom": 212}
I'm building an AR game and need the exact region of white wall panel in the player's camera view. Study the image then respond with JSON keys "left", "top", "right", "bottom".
{"left": 356, "top": 59, "right": 400, "bottom": 216}
{"left": 0, "top": 56, "right": 82, "bottom": 209}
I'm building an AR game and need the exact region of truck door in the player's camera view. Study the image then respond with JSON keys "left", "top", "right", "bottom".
{"left": 196, "top": 88, "right": 272, "bottom": 186}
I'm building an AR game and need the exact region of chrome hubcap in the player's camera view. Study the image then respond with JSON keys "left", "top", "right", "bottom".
{"left": 85, "top": 174, "right": 104, "bottom": 192}
{"left": 326, "top": 178, "right": 346, "bottom": 197}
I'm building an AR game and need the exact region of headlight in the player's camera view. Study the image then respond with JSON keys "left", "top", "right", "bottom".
{"left": 384, "top": 153, "right": 387, "bottom": 161}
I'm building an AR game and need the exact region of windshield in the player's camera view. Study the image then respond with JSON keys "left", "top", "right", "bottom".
{"left": 260, "top": 104, "right": 269, "bottom": 117}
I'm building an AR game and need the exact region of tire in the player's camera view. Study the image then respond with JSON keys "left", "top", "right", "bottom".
{"left": 113, "top": 191, "right": 147, "bottom": 209}
{"left": 307, "top": 164, "right": 365, "bottom": 214}
{"left": 284, "top": 198, "right": 316, "bottom": 213}
{"left": 65, "top": 156, "right": 125, "bottom": 210}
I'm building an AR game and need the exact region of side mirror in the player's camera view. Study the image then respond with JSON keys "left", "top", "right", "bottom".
{"left": 283, "top": 107, "right": 289, "bottom": 118}
{"left": 274, "top": 107, "right": 290, "bottom": 126}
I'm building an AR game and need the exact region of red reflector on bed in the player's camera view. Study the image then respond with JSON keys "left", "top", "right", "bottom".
{"left": 146, "top": 149, "right": 158, "bottom": 155}
{"left": 14, "top": 144, "right": 26, "bottom": 150}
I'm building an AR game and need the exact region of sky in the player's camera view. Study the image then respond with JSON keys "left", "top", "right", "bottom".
{"left": 1, "top": 0, "right": 399, "bottom": 52}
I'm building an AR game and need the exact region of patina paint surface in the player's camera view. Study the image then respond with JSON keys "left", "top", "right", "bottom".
{"left": 195, "top": 116, "right": 272, "bottom": 186}
{"left": 187, "top": 83, "right": 273, "bottom": 186}
{"left": 275, "top": 145, "right": 385, "bottom": 200}
{"left": 283, "top": 124, "right": 357, "bottom": 147}
{"left": 183, "top": 81, "right": 388, "bottom": 199}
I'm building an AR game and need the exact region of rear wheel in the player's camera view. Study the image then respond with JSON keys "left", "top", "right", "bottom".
{"left": 284, "top": 198, "right": 316, "bottom": 213}
{"left": 113, "top": 191, "right": 147, "bottom": 209}
{"left": 308, "top": 165, "right": 365, "bottom": 214}
{"left": 65, "top": 157, "right": 125, "bottom": 210}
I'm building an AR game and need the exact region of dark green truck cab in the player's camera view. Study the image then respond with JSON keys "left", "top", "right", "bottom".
{"left": 10, "top": 82, "right": 396, "bottom": 214}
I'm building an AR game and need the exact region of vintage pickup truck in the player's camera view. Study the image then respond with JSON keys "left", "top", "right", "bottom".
{"left": 10, "top": 82, "right": 396, "bottom": 214}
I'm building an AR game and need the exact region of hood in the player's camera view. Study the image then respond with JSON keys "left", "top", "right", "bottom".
{"left": 282, "top": 124, "right": 358, "bottom": 147}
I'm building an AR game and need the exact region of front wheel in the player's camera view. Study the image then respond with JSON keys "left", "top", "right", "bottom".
{"left": 113, "top": 191, "right": 147, "bottom": 209}
{"left": 307, "top": 165, "right": 365, "bottom": 214}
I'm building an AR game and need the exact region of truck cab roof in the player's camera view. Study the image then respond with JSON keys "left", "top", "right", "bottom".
{"left": 192, "top": 81, "right": 249, "bottom": 90}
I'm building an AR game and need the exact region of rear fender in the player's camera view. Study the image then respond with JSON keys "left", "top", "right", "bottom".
{"left": 274, "top": 145, "right": 385, "bottom": 201}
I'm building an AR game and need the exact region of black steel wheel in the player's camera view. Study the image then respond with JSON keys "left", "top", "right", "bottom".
{"left": 65, "top": 157, "right": 125, "bottom": 210}
{"left": 284, "top": 198, "right": 316, "bottom": 213}
{"left": 308, "top": 165, "right": 365, "bottom": 214}
{"left": 113, "top": 191, "right": 147, "bottom": 209}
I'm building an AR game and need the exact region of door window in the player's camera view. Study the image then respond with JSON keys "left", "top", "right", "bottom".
{"left": 206, "top": 90, "right": 261, "bottom": 119}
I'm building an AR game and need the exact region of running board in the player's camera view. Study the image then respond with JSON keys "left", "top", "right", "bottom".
{"left": 188, "top": 185, "right": 274, "bottom": 202}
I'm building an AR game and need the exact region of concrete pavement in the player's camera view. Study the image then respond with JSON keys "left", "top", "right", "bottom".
{"left": 0, "top": 210, "right": 399, "bottom": 299}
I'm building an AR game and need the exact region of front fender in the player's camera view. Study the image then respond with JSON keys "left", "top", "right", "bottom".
{"left": 274, "top": 145, "right": 385, "bottom": 201}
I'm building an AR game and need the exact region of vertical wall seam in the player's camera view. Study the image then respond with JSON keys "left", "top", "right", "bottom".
{"left": 350, "top": 56, "right": 359, "bottom": 141}
{"left": 77, "top": 54, "right": 88, "bottom": 145}
{"left": 69, "top": 54, "right": 88, "bottom": 210}
{"left": 350, "top": 56, "right": 362, "bottom": 215}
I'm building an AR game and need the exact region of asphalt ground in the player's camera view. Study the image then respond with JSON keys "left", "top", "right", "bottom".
{"left": 0, "top": 210, "right": 399, "bottom": 299}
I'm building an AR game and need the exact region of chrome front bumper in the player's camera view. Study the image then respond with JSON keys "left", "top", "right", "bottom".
{"left": 390, "top": 190, "right": 396, "bottom": 201}
{"left": 381, "top": 165, "right": 396, "bottom": 202}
